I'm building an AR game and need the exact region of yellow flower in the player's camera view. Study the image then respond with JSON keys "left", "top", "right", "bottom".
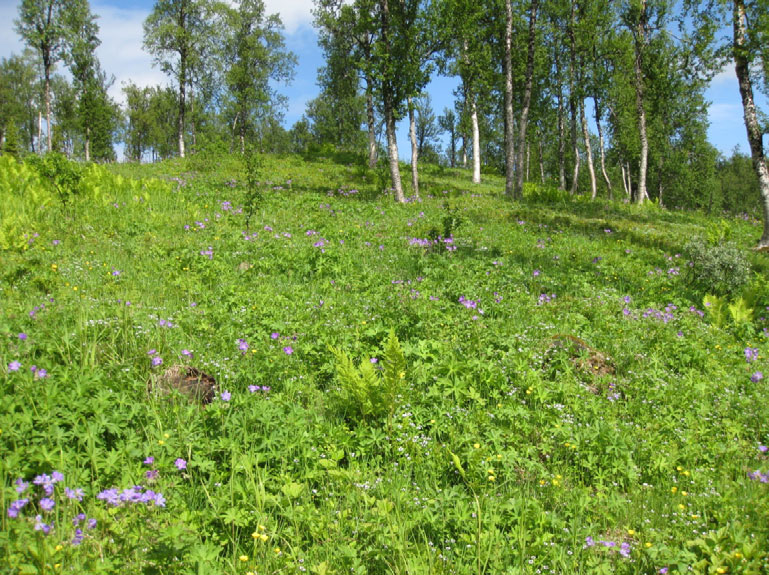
{"left": 678, "top": 504, "right": 686, "bottom": 510}
{"left": 645, "top": 542, "right": 652, "bottom": 548}
{"left": 627, "top": 529, "right": 635, "bottom": 536}
{"left": 260, "top": 534, "right": 269, "bottom": 542}
{"left": 716, "top": 568, "right": 727, "bottom": 574}
{"left": 252, "top": 532, "right": 259, "bottom": 539}
{"left": 158, "top": 440, "right": 165, "bottom": 445}
{"left": 55, "top": 544, "right": 63, "bottom": 551}
{"left": 274, "top": 547, "right": 281, "bottom": 554}
{"left": 239, "top": 555, "right": 249, "bottom": 562}
{"left": 473, "top": 443, "right": 480, "bottom": 449}
{"left": 682, "top": 491, "right": 688, "bottom": 496}
{"left": 671, "top": 486, "right": 678, "bottom": 493}
{"left": 488, "top": 476, "right": 496, "bottom": 482}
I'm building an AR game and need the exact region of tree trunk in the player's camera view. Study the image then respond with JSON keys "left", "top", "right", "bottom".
{"left": 734, "top": 0, "right": 769, "bottom": 248}
{"left": 381, "top": 0, "right": 404, "bottom": 202}
{"left": 526, "top": 140, "right": 530, "bottom": 181}
{"left": 38, "top": 110, "right": 42, "bottom": 153}
{"left": 580, "top": 99, "right": 597, "bottom": 199}
{"left": 594, "top": 97, "right": 612, "bottom": 199}
{"left": 514, "top": 0, "right": 539, "bottom": 199}
{"left": 190, "top": 87, "right": 196, "bottom": 153}
{"left": 504, "top": 0, "right": 515, "bottom": 196}
{"left": 45, "top": 71, "right": 51, "bottom": 153}
{"left": 555, "top": 45, "right": 566, "bottom": 190}
{"left": 408, "top": 97, "right": 419, "bottom": 198}
{"left": 85, "top": 126, "right": 90, "bottom": 162}
{"left": 366, "top": 77, "right": 377, "bottom": 169}
{"left": 471, "top": 96, "right": 481, "bottom": 184}
{"left": 538, "top": 133, "right": 545, "bottom": 184}
{"left": 462, "top": 136, "right": 467, "bottom": 168}
{"left": 178, "top": 78, "right": 186, "bottom": 158}
{"left": 384, "top": 97, "right": 404, "bottom": 202}
{"left": 568, "top": 1, "right": 579, "bottom": 195}
{"left": 634, "top": 0, "right": 649, "bottom": 204}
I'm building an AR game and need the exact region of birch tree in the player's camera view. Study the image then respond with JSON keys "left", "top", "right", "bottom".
{"left": 15, "top": 0, "right": 68, "bottom": 153}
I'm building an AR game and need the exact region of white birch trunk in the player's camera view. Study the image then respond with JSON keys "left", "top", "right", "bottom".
{"left": 471, "top": 97, "right": 481, "bottom": 184}
{"left": 580, "top": 99, "right": 597, "bottom": 199}
{"left": 734, "top": 0, "right": 769, "bottom": 248}
{"left": 504, "top": 0, "right": 515, "bottom": 196}
{"left": 408, "top": 97, "right": 419, "bottom": 197}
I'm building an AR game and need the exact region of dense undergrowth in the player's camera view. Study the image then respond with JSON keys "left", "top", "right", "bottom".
{"left": 1, "top": 152, "right": 768, "bottom": 574}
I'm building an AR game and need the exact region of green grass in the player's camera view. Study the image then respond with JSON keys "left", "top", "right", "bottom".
{"left": 1, "top": 152, "right": 768, "bottom": 574}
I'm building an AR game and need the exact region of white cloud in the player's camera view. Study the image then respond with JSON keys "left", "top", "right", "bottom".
{"left": 711, "top": 62, "right": 736, "bottom": 86}
{"left": 91, "top": 2, "right": 168, "bottom": 104}
{"left": 263, "top": 0, "right": 315, "bottom": 34}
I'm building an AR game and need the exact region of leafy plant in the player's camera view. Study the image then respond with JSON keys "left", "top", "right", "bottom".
{"left": 685, "top": 236, "right": 751, "bottom": 296}
{"left": 243, "top": 145, "right": 262, "bottom": 231}
{"left": 330, "top": 329, "right": 406, "bottom": 424}
{"left": 27, "top": 152, "right": 84, "bottom": 206}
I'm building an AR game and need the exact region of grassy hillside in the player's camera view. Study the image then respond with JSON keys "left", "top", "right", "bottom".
{"left": 1, "top": 153, "right": 768, "bottom": 574}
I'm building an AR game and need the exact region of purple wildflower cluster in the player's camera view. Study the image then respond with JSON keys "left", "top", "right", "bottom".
{"left": 158, "top": 318, "right": 174, "bottom": 328}
{"left": 200, "top": 246, "right": 214, "bottom": 259}
{"left": 71, "top": 513, "right": 98, "bottom": 545}
{"left": 752, "top": 372, "right": 764, "bottom": 383}
{"left": 148, "top": 349, "right": 163, "bottom": 367}
{"left": 744, "top": 347, "right": 759, "bottom": 363}
{"left": 97, "top": 485, "right": 166, "bottom": 507}
{"left": 8, "top": 471, "right": 96, "bottom": 540}
{"left": 641, "top": 304, "right": 677, "bottom": 324}
{"left": 238, "top": 338, "right": 249, "bottom": 354}
{"left": 538, "top": 293, "right": 557, "bottom": 305}
{"left": 408, "top": 236, "right": 456, "bottom": 252}
{"left": 747, "top": 470, "right": 769, "bottom": 483}
{"left": 248, "top": 384, "right": 272, "bottom": 393}
{"left": 606, "top": 382, "right": 620, "bottom": 402}
{"left": 584, "top": 536, "right": 632, "bottom": 558}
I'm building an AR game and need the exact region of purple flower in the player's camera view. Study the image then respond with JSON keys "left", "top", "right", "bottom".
{"left": 39, "top": 498, "right": 55, "bottom": 512}
{"left": 238, "top": 339, "right": 249, "bottom": 353}
{"left": 72, "top": 528, "right": 84, "bottom": 546}
{"left": 585, "top": 536, "right": 595, "bottom": 547}
{"left": 73, "top": 513, "right": 86, "bottom": 526}
{"left": 220, "top": 390, "right": 231, "bottom": 402}
{"left": 370, "top": 357, "right": 378, "bottom": 364}
{"left": 15, "top": 478, "right": 28, "bottom": 494}
{"left": 745, "top": 347, "right": 759, "bottom": 363}
{"left": 7, "top": 361, "right": 21, "bottom": 372}
{"left": 65, "top": 487, "right": 84, "bottom": 501}
{"left": 175, "top": 458, "right": 187, "bottom": 470}
{"left": 659, "top": 569, "right": 668, "bottom": 574}
{"left": 52, "top": 239, "right": 60, "bottom": 246}
{"left": 619, "top": 542, "right": 631, "bottom": 558}
{"left": 147, "top": 349, "right": 157, "bottom": 356}
{"left": 145, "top": 469, "right": 159, "bottom": 481}
{"left": 87, "top": 518, "right": 97, "bottom": 529}
{"left": 144, "top": 456, "right": 155, "bottom": 465}
{"left": 18, "top": 333, "right": 27, "bottom": 341}
{"left": 7, "top": 499, "right": 29, "bottom": 518}
{"left": 532, "top": 269, "right": 540, "bottom": 277}
{"left": 751, "top": 372, "right": 764, "bottom": 383}
{"left": 35, "top": 368, "right": 48, "bottom": 379}
{"left": 759, "top": 445, "right": 768, "bottom": 453}
{"left": 623, "top": 296, "right": 631, "bottom": 303}
{"left": 34, "top": 514, "right": 52, "bottom": 534}
{"left": 33, "top": 474, "right": 55, "bottom": 495}
{"left": 283, "top": 346, "right": 293, "bottom": 355}
{"left": 151, "top": 356, "right": 163, "bottom": 367}
{"left": 270, "top": 332, "right": 280, "bottom": 340}
{"left": 248, "top": 385, "right": 259, "bottom": 393}
{"left": 181, "top": 349, "right": 193, "bottom": 358}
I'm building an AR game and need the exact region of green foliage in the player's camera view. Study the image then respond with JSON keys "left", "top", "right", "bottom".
{"left": 3, "top": 119, "right": 22, "bottom": 158}
{"left": 27, "top": 152, "right": 84, "bottom": 206}
{"left": 330, "top": 329, "right": 406, "bottom": 424}
{"left": 243, "top": 145, "right": 262, "bottom": 231}
{"left": 684, "top": 236, "right": 751, "bottom": 296}
{"left": 2, "top": 154, "right": 769, "bottom": 574}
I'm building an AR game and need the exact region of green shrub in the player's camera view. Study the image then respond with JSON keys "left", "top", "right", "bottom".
{"left": 684, "top": 236, "right": 751, "bottom": 296}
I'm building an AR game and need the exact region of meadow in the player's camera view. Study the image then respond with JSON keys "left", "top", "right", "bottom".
{"left": 1, "top": 151, "right": 768, "bottom": 575}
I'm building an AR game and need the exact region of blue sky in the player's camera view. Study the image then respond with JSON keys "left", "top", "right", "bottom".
{"left": 0, "top": 0, "right": 764, "bottom": 160}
